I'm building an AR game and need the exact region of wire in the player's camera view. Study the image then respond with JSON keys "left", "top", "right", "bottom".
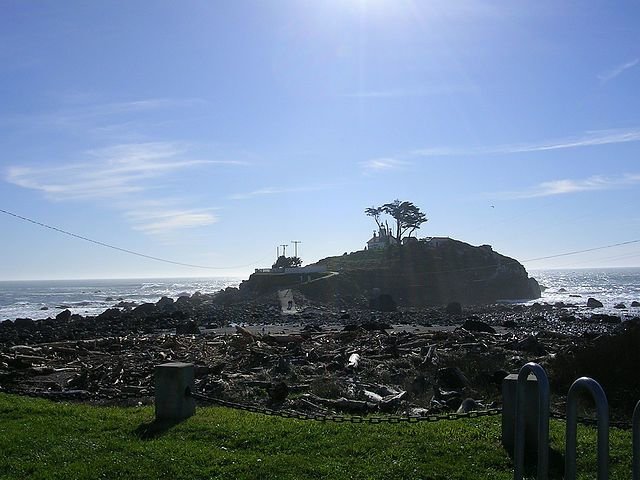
{"left": 0, "top": 208, "right": 267, "bottom": 270}
{"left": 523, "top": 239, "right": 640, "bottom": 262}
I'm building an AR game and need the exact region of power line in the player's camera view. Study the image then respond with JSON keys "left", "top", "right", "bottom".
{"left": 523, "top": 239, "right": 640, "bottom": 262}
{"left": 0, "top": 208, "right": 267, "bottom": 270}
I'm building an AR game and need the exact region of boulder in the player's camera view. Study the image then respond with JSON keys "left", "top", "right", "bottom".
{"left": 614, "top": 303, "right": 627, "bottom": 309}
{"left": 587, "top": 298, "right": 603, "bottom": 308}
{"left": 14, "top": 318, "right": 35, "bottom": 330}
{"left": 97, "top": 308, "right": 121, "bottom": 320}
{"left": 156, "top": 296, "right": 175, "bottom": 311}
{"left": 56, "top": 309, "right": 72, "bottom": 322}
{"left": 461, "top": 318, "right": 496, "bottom": 334}
{"left": 132, "top": 303, "right": 157, "bottom": 316}
{"left": 632, "top": 301, "right": 640, "bottom": 308}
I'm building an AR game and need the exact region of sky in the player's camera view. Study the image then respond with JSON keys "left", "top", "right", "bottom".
{"left": 1, "top": 0, "right": 639, "bottom": 280}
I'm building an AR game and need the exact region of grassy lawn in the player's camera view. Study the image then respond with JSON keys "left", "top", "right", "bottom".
{"left": 0, "top": 393, "right": 633, "bottom": 479}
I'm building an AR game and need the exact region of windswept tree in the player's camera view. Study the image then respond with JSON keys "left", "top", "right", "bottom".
{"left": 365, "top": 200, "right": 427, "bottom": 245}
{"left": 364, "top": 206, "right": 384, "bottom": 229}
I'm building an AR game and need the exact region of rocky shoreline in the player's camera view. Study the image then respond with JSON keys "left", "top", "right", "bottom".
{"left": 1, "top": 291, "right": 640, "bottom": 421}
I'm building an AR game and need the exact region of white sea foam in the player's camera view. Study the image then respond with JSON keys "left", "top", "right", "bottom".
{"left": 0, "top": 277, "right": 241, "bottom": 321}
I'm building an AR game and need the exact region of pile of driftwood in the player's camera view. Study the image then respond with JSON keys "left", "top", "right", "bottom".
{"left": 0, "top": 313, "right": 584, "bottom": 416}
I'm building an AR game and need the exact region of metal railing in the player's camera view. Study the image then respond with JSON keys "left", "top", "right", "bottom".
{"left": 564, "top": 377, "right": 609, "bottom": 480}
{"left": 514, "top": 362, "right": 550, "bottom": 480}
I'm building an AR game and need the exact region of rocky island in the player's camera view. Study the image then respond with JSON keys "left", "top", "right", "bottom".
{"left": 240, "top": 237, "right": 541, "bottom": 307}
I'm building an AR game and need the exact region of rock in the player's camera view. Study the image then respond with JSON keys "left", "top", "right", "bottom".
{"left": 13, "top": 318, "right": 35, "bottom": 330}
{"left": 437, "top": 367, "right": 469, "bottom": 389}
{"left": 97, "top": 308, "right": 121, "bottom": 320}
{"left": 528, "top": 278, "right": 542, "bottom": 298}
{"left": 461, "top": 318, "right": 496, "bottom": 334}
{"left": 558, "top": 288, "right": 567, "bottom": 293}
{"left": 132, "top": 303, "right": 157, "bottom": 316}
{"left": 554, "top": 302, "right": 566, "bottom": 308}
{"left": 503, "top": 319, "right": 517, "bottom": 328}
{"left": 105, "top": 297, "right": 114, "bottom": 302}
{"left": 569, "top": 294, "right": 582, "bottom": 298}
{"left": 587, "top": 298, "right": 603, "bottom": 308}
{"left": 510, "top": 335, "right": 546, "bottom": 355}
{"left": 446, "top": 302, "right": 462, "bottom": 315}
{"left": 56, "top": 309, "right": 72, "bottom": 322}
{"left": 40, "top": 306, "right": 49, "bottom": 311}
{"left": 531, "top": 303, "right": 552, "bottom": 312}
{"left": 614, "top": 303, "right": 627, "bottom": 309}
{"left": 175, "top": 320, "right": 201, "bottom": 335}
{"left": 156, "top": 296, "right": 175, "bottom": 311}
{"left": 632, "top": 301, "right": 640, "bottom": 308}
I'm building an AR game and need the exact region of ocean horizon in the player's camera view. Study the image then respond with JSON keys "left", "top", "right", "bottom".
{"left": 1, "top": 267, "right": 639, "bottom": 322}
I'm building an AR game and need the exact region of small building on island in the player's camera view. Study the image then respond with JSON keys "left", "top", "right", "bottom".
{"left": 366, "top": 226, "right": 398, "bottom": 250}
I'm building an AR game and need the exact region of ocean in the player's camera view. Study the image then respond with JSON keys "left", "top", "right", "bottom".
{"left": 0, "top": 269, "right": 639, "bottom": 322}
{"left": 528, "top": 267, "right": 640, "bottom": 316}
{"left": 0, "top": 277, "right": 242, "bottom": 322}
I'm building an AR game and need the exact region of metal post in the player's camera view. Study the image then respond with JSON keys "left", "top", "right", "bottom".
{"left": 154, "top": 362, "right": 196, "bottom": 421}
{"left": 633, "top": 400, "right": 640, "bottom": 480}
{"left": 514, "top": 362, "right": 550, "bottom": 480}
{"left": 565, "top": 377, "right": 609, "bottom": 480}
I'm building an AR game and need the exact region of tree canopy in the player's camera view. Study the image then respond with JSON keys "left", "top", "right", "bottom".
{"left": 365, "top": 200, "right": 427, "bottom": 245}
{"left": 272, "top": 256, "right": 302, "bottom": 268}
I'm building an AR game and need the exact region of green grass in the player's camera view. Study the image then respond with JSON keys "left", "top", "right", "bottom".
{"left": 0, "top": 393, "right": 633, "bottom": 479}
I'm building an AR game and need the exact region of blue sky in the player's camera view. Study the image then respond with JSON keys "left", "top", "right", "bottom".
{"left": 1, "top": 1, "right": 639, "bottom": 280}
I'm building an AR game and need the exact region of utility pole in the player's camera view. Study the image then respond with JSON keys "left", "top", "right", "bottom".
{"left": 276, "top": 246, "right": 280, "bottom": 258}
{"left": 291, "top": 240, "right": 302, "bottom": 258}
{"left": 280, "top": 244, "right": 288, "bottom": 257}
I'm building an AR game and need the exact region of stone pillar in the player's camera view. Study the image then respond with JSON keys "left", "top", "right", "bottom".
{"left": 155, "top": 362, "right": 196, "bottom": 421}
{"left": 502, "top": 373, "right": 540, "bottom": 460}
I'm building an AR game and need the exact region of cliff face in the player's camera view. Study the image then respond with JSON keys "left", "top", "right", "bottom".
{"left": 298, "top": 239, "right": 541, "bottom": 306}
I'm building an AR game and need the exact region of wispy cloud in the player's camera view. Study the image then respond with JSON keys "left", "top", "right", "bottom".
{"left": 360, "top": 158, "right": 410, "bottom": 172}
{"left": 598, "top": 58, "right": 639, "bottom": 83}
{"left": 0, "top": 97, "right": 205, "bottom": 138}
{"left": 412, "top": 127, "right": 640, "bottom": 157}
{"left": 125, "top": 207, "right": 219, "bottom": 235}
{"left": 5, "top": 142, "right": 243, "bottom": 234}
{"left": 229, "top": 184, "right": 336, "bottom": 200}
{"left": 497, "top": 173, "right": 640, "bottom": 199}
{"left": 5, "top": 142, "right": 234, "bottom": 200}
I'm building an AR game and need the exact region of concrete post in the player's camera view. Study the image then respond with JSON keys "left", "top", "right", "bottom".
{"left": 502, "top": 373, "right": 540, "bottom": 460}
{"left": 155, "top": 362, "right": 196, "bottom": 421}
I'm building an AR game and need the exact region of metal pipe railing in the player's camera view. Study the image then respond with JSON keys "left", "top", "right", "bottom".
{"left": 633, "top": 400, "right": 640, "bottom": 480}
{"left": 564, "top": 377, "right": 609, "bottom": 480}
{"left": 514, "top": 362, "right": 550, "bottom": 480}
